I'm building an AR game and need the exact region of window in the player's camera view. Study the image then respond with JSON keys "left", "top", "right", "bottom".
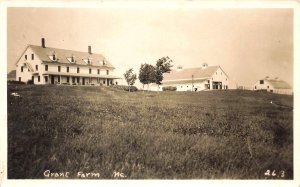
{"left": 58, "top": 76, "right": 60, "bottom": 83}
{"left": 71, "top": 56, "right": 75, "bottom": 63}
{"left": 38, "top": 76, "right": 40, "bottom": 82}
{"left": 97, "top": 69, "right": 100, "bottom": 74}
{"left": 88, "top": 59, "right": 91, "bottom": 64}
{"left": 45, "top": 65, "right": 48, "bottom": 71}
{"left": 35, "top": 65, "right": 38, "bottom": 71}
{"left": 89, "top": 68, "right": 92, "bottom": 74}
{"left": 77, "top": 77, "right": 80, "bottom": 83}
{"left": 25, "top": 55, "right": 27, "bottom": 60}
{"left": 226, "top": 78, "right": 227, "bottom": 81}
{"left": 53, "top": 54, "right": 56, "bottom": 61}
{"left": 106, "top": 70, "right": 109, "bottom": 75}
{"left": 19, "top": 77, "right": 21, "bottom": 82}
{"left": 28, "top": 68, "right": 30, "bottom": 72}
{"left": 32, "top": 76, "right": 34, "bottom": 82}
{"left": 45, "top": 76, "right": 48, "bottom": 83}
{"left": 260, "top": 80, "right": 264, "bottom": 84}
{"left": 67, "top": 67, "right": 69, "bottom": 73}
{"left": 181, "top": 86, "right": 182, "bottom": 88}
{"left": 67, "top": 77, "right": 69, "bottom": 83}
{"left": 267, "top": 85, "right": 269, "bottom": 89}
{"left": 77, "top": 67, "right": 80, "bottom": 73}
{"left": 58, "top": 66, "right": 61, "bottom": 72}
{"left": 216, "top": 72, "right": 217, "bottom": 75}
{"left": 21, "top": 66, "right": 23, "bottom": 72}
{"left": 72, "top": 77, "right": 75, "bottom": 83}
{"left": 255, "top": 86, "right": 257, "bottom": 89}
{"left": 31, "top": 54, "right": 34, "bottom": 60}
{"left": 103, "top": 80, "right": 106, "bottom": 84}
{"left": 207, "top": 80, "right": 210, "bottom": 84}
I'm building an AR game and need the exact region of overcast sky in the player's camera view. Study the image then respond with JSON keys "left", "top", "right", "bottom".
{"left": 7, "top": 7, "right": 293, "bottom": 87}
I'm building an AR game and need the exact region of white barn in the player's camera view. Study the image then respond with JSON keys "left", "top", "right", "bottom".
{"left": 16, "top": 38, "right": 120, "bottom": 86}
{"left": 252, "top": 78, "right": 292, "bottom": 95}
{"left": 151, "top": 64, "right": 231, "bottom": 91}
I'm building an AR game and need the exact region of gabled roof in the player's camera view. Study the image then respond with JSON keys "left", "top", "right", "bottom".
{"left": 7, "top": 70, "right": 16, "bottom": 78}
{"left": 28, "top": 45, "right": 114, "bottom": 69}
{"left": 163, "top": 66, "right": 220, "bottom": 82}
{"left": 266, "top": 79, "right": 291, "bottom": 89}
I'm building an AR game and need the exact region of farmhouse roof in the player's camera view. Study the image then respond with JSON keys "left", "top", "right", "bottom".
{"left": 163, "top": 66, "right": 220, "bottom": 82}
{"left": 266, "top": 79, "right": 291, "bottom": 89}
{"left": 7, "top": 70, "right": 16, "bottom": 78}
{"left": 28, "top": 45, "right": 115, "bottom": 69}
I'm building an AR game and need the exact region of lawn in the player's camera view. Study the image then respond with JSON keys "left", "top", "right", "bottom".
{"left": 7, "top": 84, "right": 293, "bottom": 179}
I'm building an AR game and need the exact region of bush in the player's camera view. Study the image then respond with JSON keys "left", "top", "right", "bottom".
{"left": 27, "top": 80, "right": 34, "bottom": 84}
{"left": 162, "top": 86, "right": 177, "bottom": 91}
{"left": 7, "top": 80, "right": 26, "bottom": 85}
{"left": 110, "top": 85, "right": 138, "bottom": 92}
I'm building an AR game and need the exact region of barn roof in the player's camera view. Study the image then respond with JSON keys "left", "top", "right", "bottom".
{"left": 266, "top": 79, "right": 291, "bottom": 89}
{"left": 28, "top": 45, "right": 114, "bottom": 69}
{"left": 163, "top": 66, "right": 220, "bottom": 83}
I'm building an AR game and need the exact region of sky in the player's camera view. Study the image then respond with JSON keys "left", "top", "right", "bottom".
{"left": 7, "top": 7, "right": 293, "bottom": 87}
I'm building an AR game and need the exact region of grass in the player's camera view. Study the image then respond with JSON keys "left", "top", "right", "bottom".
{"left": 7, "top": 84, "right": 293, "bottom": 179}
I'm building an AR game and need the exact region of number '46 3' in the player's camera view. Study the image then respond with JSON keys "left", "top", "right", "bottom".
{"left": 264, "top": 170, "right": 285, "bottom": 178}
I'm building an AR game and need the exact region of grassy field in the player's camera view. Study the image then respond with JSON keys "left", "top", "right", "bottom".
{"left": 7, "top": 85, "right": 293, "bottom": 179}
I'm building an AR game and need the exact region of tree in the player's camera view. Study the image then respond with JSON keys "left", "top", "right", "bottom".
{"left": 154, "top": 56, "right": 173, "bottom": 90}
{"left": 123, "top": 68, "right": 137, "bottom": 92}
{"left": 138, "top": 63, "right": 156, "bottom": 90}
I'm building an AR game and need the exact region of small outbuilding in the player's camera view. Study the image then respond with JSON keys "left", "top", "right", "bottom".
{"left": 7, "top": 70, "right": 16, "bottom": 81}
{"left": 252, "top": 77, "right": 292, "bottom": 95}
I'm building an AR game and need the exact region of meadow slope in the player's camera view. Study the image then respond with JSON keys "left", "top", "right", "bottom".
{"left": 7, "top": 85, "right": 293, "bottom": 179}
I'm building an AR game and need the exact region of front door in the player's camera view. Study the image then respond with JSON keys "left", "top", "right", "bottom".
{"left": 82, "top": 78, "right": 85, "bottom": 85}
{"left": 51, "top": 76, "right": 55, "bottom": 84}
{"left": 107, "top": 79, "right": 109, "bottom": 86}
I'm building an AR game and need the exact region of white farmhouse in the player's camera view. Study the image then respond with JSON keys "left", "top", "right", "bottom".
{"left": 252, "top": 78, "right": 292, "bottom": 95}
{"left": 16, "top": 38, "right": 120, "bottom": 86}
{"left": 151, "top": 63, "right": 231, "bottom": 91}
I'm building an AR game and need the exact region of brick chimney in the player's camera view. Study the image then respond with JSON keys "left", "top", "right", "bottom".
{"left": 88, "top": 46, "right": 92, "bottom": 54}
{"left": 41, "top": 38, "right": 46, "bottom": 48}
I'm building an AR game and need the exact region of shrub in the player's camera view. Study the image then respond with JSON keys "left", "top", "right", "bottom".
{"left": 110, "top": 85, "right": 138, "bottom": 92}
{"left": 27, "top": 80, "right": 34, "bottom": 84}
{"left": 7, "top": 80, "right": 26, "bottom": 85}
{"left": 162, "top": 86, "right": 177, "bottom": 91}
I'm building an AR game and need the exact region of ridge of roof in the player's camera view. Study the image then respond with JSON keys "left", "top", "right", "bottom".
{"left": 163, "top": 66, "right": 220, "bottom": 81}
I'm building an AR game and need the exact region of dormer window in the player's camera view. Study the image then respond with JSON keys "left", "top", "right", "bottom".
{"left": 48, "top": 51, "right": 57, "bottom": 61}
{"left": 84, "top": 57, "right": 92, "bottom": 65}
{"left": 67, "top": 55, "right": 76, "bottom": 63}
{"left": 102, "top": 60, "right": 106, "bottom": 66}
